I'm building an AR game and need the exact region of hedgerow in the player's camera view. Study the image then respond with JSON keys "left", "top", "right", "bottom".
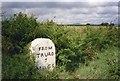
{"left": 2, "top": 12, "right": 119, "bottom": 79}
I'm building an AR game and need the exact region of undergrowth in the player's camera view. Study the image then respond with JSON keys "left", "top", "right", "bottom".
{"left": 2, "top": 12, "right": 119, "bottom": 79}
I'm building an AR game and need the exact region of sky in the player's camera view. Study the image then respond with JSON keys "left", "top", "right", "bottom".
{"left": 2, "top": 1, "right": 119, "bottom": 24}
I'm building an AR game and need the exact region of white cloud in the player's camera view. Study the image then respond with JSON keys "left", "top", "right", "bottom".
{"left": 2, "top": 2, "right": 118, "bottom": 24}
{"left": 0, "top": 0, "right": 120, "bottom": 2}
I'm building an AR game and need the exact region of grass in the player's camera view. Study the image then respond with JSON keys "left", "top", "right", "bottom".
{"left": 75, "top": 46, "right": 119, "bottom": 79}
{"left": 3, "top": 41, "right": 119, "bottom": 79}
{"left": 2, "top": 26, "right": 119, "bottom": 79}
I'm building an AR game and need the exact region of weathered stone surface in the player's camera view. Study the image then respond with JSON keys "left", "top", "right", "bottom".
{"left": 30, "top": 38, "right": 55, "bottom": 71}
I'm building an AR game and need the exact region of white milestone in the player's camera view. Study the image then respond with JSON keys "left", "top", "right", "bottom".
{"left": 30, "top": 38, "right": 56, "bottom": 71}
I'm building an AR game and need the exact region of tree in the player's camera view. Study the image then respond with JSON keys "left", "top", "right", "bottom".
{"left": 100, "top": 22, "right": 109, "bottom": 26}
{"left": 109, "top": 23, "right": 114, "bottom": 26}
{"left": 86, "top": 23, "right": 91, "bottom": 26}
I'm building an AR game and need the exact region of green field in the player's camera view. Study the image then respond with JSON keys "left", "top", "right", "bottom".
{"left": 2, "top": 12, "right": 119, "bottom": 79}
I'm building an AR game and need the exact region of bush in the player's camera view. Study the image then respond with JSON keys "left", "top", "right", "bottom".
{"left": 2, "top": 12, "right": 119, "bottom": 79}
{"left": 2, "top": 53, "right": 61, "bottom": 79}
{"left": 2, "top": 12, "right": 38, "bottom": 54}
{"left": 79, "top": 26, "right": 118, "bottom": 64}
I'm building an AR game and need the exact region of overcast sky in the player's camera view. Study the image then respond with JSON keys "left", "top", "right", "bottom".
{"left": 2, "top": 2, "right": 119, "bottom": 24}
